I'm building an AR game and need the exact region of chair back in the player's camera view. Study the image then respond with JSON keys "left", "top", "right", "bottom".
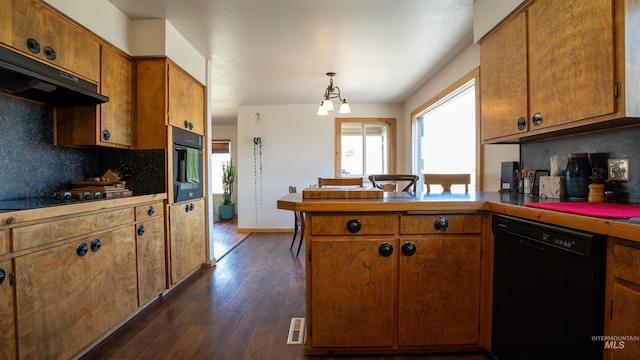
{"left": 423, "top": 173, "right": 470, "bottom": 193}
{"left": 368, "top": 174, "right": 419, "bottom": 192}
{"left": 317, "top": 177, "right": 363, "bottom": 187}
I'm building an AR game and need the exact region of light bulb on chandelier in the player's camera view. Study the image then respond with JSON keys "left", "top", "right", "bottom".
{"left": 317, "top": 72, "right": 351, "bottom": 116}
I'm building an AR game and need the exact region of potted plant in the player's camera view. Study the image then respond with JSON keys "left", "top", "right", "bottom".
{"left": 218, "top": 159, "right": 236, "bottom": 220}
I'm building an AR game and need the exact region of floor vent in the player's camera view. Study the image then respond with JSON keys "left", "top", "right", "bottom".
{"left": 287, "top": 317, "right": 305, "bottom": 344}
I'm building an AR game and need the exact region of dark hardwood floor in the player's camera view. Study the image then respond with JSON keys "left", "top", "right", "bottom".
{"left": 80, "top": 231, "right": 494, "bottom": 360}
{"left": 212, "top": 217, "right": 250, "bottom": 260}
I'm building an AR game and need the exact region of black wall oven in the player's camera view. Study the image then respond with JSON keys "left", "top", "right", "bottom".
{"left": 172, "top": 127, "right": 203, "bottom": 203}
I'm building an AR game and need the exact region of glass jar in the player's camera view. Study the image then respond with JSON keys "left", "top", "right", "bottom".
{"left": 565, "top": 153, "right": 590, "bottom": 199}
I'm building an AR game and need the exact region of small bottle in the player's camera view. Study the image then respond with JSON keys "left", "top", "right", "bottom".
{"left": 524, "top": 178, "right": 531, "bottom": 194}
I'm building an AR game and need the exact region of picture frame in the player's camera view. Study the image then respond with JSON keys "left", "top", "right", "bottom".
{"left": 608, "top": 158, "right": 630, "bottom": 181}
{"left": 532, "top": 169, "right": 550, "bottom": 195}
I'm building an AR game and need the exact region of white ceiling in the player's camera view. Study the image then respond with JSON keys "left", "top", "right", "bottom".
{"left": 107, "top": 0, "right": 474, "bottom": 125}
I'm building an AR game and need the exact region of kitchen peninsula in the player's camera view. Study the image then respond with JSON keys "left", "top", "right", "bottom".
{"left": 277, "top": 190, "right": 640, "bottom": 357}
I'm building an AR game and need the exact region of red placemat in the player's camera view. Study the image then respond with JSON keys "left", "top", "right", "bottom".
{"left": 524, "top": 202, "right": 640, "bottom": 218}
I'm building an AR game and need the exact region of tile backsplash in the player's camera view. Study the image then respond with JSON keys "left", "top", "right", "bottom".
{"left": 0, "top": 96, "right": 165, "bottom": 201}
{"left": 521, "top": 126, "right": 640, "bottom": 204}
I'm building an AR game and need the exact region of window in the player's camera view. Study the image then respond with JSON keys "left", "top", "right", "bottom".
{"left": 336, "top": 118, "right": 396, "bottom": 177}
{"left": 211, "top": 139, "right": 231, "bottom": 194}
{"left": 412, "top": 69, "right": 480, "bottom": 192}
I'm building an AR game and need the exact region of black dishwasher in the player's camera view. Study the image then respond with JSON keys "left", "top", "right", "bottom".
{"left": 491, "top": 214, "right": 607, "bottom": 360}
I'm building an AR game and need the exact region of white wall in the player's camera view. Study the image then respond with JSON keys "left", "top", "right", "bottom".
{"left": 42, "top": 0, "right": 206, "bottom": 84}
{"left": 236, "top": 104, "right": 403, "bottom": 230}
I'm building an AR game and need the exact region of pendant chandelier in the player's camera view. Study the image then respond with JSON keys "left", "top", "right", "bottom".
{"left": 317, "top": 72, "right": 351, "bottom": 116}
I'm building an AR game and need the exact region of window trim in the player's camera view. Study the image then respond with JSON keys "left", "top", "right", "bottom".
{"left": 410, "top": 67, "right": 482, "bottom": 190}
{"left": 335, "top": 118, "right": 397, "bottom": 177}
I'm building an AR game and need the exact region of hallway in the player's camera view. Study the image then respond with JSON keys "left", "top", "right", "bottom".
{"left": 212, "top": 217, "right": 250, "bottom": 260}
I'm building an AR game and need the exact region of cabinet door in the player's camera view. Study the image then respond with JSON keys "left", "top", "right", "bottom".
{"left": 169, "top": 199, "right": 206, "bottom": 285}
{"left": 0, "top": 0, "right": 11, "bottom": 45}
{"left": 168, "top": 62, "right": 204, "bottom": 135}
{"left": 528, "top": 0, "right": 615, "bottom": 129}
{"left": 136, "top": 217, "right": 167, "bottom": 305}
{"left": 480, "top": 12, "right": 528, "bottom": 141}
{"left": 398, "top": 235, "right": 481, "bottom": 346}
{"left": 10, "top": 0, "right": 100, "bottom": 82}
{"left": 311, "top": 238, "right": 396, "bottom": 348}
{"left": 0, "top": 259, "right": 16, "bottom": 360}
{"left": 90, "top": 226, "right": 138, "bottom": 338}
{"left": 15, "top": 241, "right": 93, "bottom": 360}
{"left": 100, "top": 45, "right": 133, "bottom": 147}
{"left": 606, "top": 239, "right": 640, "bottom": 359}
{"left": 608, "top": 284, "right": 640, "bottom": 359}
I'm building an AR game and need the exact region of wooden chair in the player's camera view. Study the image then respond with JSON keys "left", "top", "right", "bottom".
{"left": 423, "top": 173, "right": 471, "bottom": 193}
{"left": 288, "top": 186, "right": 305, "bottom": 256}
{"left": 368, "top": 174, "right": 420, "bottom": 192}
{"left": 317, "top": 177, "right": 363, "bottom": 187}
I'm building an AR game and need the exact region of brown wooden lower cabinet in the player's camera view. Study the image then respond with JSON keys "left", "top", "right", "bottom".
{"left": 0, "top": 258, "right": 16, "bottom": 360}
{"left": 136, "top": 216, "right": 167, "bottom": 305}
{"left": 14, "top": 225, "right": 137, "bottom": 360}
{"left": 1, "top": 197, "right": 167, "bottom": 360}
{"left": 305, "top": 212, "right": 484, "bottom": 354}
{"left": 168, "top": 198, "right": 206, "bottom": 285}
{"left": 604, "top": 238, "right": 640, "bottom": 360}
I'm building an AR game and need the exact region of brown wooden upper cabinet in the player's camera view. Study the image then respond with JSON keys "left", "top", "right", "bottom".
{"left": 0, "top": 0, "right": 100, "bottom": 83}
{"left": 134, "top": 58, "right": 205, "bottom": 149}
{"left": 480, "top": 0, "right": 640, "bottom": 143}
{"left": 56, "top": 44, "right": 134, "bottom": 148}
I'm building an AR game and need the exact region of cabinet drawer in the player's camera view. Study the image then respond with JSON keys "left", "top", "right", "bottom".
{"left": 613, "top": 242, "right": 640, "bottom": 285}
{"left": 135, "top": 202, "right": 164, "bottom": 221}
{"left": 400, "top": 214, "right": 481, "bottom": 234}
{"left": 12, "top": 208, "right": 134, "bottom": 251}
{"left": 311, "top": 214, "right": 397, "bottom": 235}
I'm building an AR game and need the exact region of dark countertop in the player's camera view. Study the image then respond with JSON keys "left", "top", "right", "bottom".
{"left": 0, "top": 193, "right": 167, "bottom": 227}
{"left": 277, "top": 190, "right": 640, "bottom": 241}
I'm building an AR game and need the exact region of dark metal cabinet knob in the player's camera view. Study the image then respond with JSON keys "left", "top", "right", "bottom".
{"left": 101, "top": 129, "right": 111, "bottom": 141}
{"left": 378, "top": 242, "right": 394, "bottom": 257}
{"left": 90, "top": 238, "right": 101, "bottom": 252}
{"left": 0, "top": 268, "right": 5, "bottom": 285}
{"left": 346, "top": 218, "right": 362, "bottom": 233}
{"left": 185, "top": 204, "right": 190, "bottom": 212}
{"left": 147, "top": 205, "right": 155, "bottom": 216}
{"left": 137, "top": 225, "right": 145, "bottom": 236}
{"left": 434, "top": 216, "right": 449, "bottom": 232}
{"left": 401, "top": 242, "right": 417, "bottom": 256}
{"left": 516, "top": 117, "right": 527, "bottom": 130}
{"left": 26, "top": 38, "right": 40, "bottom": 54}
{"left": 189, "top": 203, "right": 194, "bottom": 211}
{"left": 43, "top": 46, "right": 56, "bottom": 60}
{"left": 531, "top": 112, "right": 543, "bottom": 127}
{"left": 184, "top": 120, "right": 190, "bottom": 129}
{"left": 76, "top": 242, "right": 89, "bottom": 257}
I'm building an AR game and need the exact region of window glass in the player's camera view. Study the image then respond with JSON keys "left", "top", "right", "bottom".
{"left": 211, "top": 140, "right": 231, "bottom": 194}
{"left": 337, "top": 119, "right": 395, "bottom": 177}
{"left": 414, "top": 80, "right": 476, "bottom": 192}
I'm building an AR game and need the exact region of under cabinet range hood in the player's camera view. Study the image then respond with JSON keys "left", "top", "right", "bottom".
{"left": 0, "top": 46, "right": 108, "bottom": 105}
